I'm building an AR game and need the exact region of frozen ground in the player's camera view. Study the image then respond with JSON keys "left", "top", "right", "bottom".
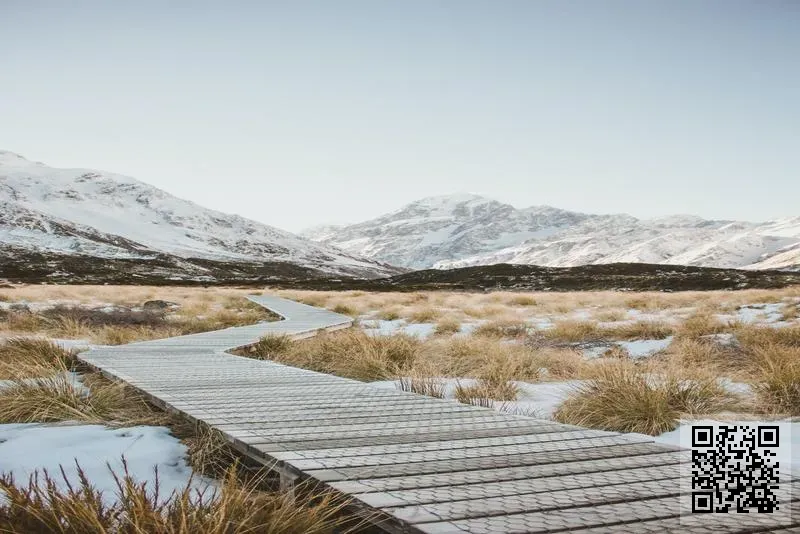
{"left": 361, "top": 318, "right": 481, "bottom": 339}
{"left": 0, "top": 423, "right": 211, "bottom": 505}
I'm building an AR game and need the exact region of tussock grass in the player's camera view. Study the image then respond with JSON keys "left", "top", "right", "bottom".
{"left": 750, "top": 344, "right": 800, "bottom": 415}
{"left": 472, "top": 320, "right": 528, "bottom": 339}
{"left": 454, "top": 379, "right": 519, "bottom": 406}
{"left": 527, "top": 348, "right": 588, "bottom": 379}
{"left": 376, "top": 308, "right": 402, "bottom": 321}
{"left": 601, "top": 321, "right": 674, "bottom": 340}
{"left": 397, "top": 375, "right": 446, "bottom": 398}
{"left": 593, "top": 309, "right": 628, "bottom": 322}
{"left": 2, "top": 310, "right": 43, "bottom": 332}
{"left": 781, "top": 302, "right": 800, "bottom": 322}
{"left": 463, "top": 306, "right": 506, "bottom": 319}
{"left": 506, "top": 294, "right": 537, "bottom": 306}
{"left": 600, "top": 345, "right": 631, "bottom": 359}
{"left": 265, "top": 330, "right": 421, "bottom": 381}
{"left": 178, "top": 422, "right": 240, "bottom": 478}
{"left": 544, "top": 320, "right": 601, "bottom": 342}
{"left": 676, "top": 311, "right": 731, "bottom": 339}
{"left": 433, "top": 317, "right": 462, "bottom": 336}
{"left": 553, "top": 362, "right": 739, "bottom": 435}
{"left": 0, "top": 462, "right": 358, "bottom": 534}
{"left": 248, "top": 334, "right": 294, "bottom": 359}
{"left": 0, "top": 372, "right": 168, "bottom": 426}
{"left": 330, "top": 303, "right": 359, "bottom": 317}
{"left": 407, "top": 307, "right": 440, "bottom": 323}
{"left": 0, "top": 338, "right": 76, "bottom": 380}
{"left": 0, "top": 292, "right": 276, "bottom": 345}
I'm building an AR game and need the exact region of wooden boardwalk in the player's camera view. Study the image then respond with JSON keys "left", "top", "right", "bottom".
{"left": 79, "top": 295, "right": 799, "bottom": 533}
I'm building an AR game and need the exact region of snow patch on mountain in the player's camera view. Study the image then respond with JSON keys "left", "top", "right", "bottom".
{"left": 0, "top": 151, "right": 397, "bottom": 278}
{"left": 302, "top": 194, "right": 800, "bottom": 271}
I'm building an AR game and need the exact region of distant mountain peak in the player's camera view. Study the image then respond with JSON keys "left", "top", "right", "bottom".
{"left": 302, "top": 195, "right": 800, "bottom": 271}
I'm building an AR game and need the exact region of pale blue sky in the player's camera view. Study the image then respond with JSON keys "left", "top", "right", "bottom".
{"left": 1, "top": 1, "right": 798, "bottom": 231}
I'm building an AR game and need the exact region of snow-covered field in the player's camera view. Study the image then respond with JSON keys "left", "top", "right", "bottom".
{"left": 0, "top": 423, "right": 210, "bottom": 505}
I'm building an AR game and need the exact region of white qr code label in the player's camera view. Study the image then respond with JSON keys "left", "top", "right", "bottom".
{"left": 680, "top": 422, "right": 794, "bottom": 519}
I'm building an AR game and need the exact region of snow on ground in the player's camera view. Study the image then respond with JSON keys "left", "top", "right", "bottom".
{"left": 360, "top": 318, "right": 480, "bottom": 339}
{"left": 0, "top": 424, "right": 211, "bottom": 505}
{"left": 582, "top": 337, "right": 673, "bottom": 359}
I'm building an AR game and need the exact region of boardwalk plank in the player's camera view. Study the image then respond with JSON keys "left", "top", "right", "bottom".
{"left": 77, "top": 295, "right": 794, "bottom": 534}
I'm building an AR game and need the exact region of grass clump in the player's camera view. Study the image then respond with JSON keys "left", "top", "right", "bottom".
{"left": 265, "top": 330, "right": 421, "bottom": 381}
{"left": 553, "top": 363, "right": 738, "bottom": 435}
{"left": 454, "top": 379, "right": 519, "bottom": 406}
{"left": 177, "top": 422, "right": 240, "bottom": 478}
{"left": 545, "top": 320, "right": 601, "bottom": 342}
{"left": 331, "top": 303, "right": 359, "bottom": 317}
{"left": 407, "top": 307, "right": 440, "bottom": 323}
{"left": 397, "top": 375, "right": 446, "bottom": 398}
{"left": 0, "top": 462, "right": 358, "bottom": 534}
{"left": 676, "top": 311, "right": 730, "bottom": 339}
{"left": 601, "top": 321, "right": 673, "bottom": 340}
{"left": 433, "top": 317, "right": 462, "bottom": 336}
{"left": 0, "top": 338, "right": 76, "bottom": 380}
{"left": 376, "top": 308, "right": 402, "bottom": 321}
{"left": 750, "top": 345, "right": 800, "bottom": 415}
{"left": 247, "top": 334, "right": 294, "bottom": 359}
{"left": 0, "top": 372, "right": 168, "bottom": 426}
{"left": 508, "top": 295, "right": 537, "bottom": 306}
{"left": 473, "top": 320, "right": 528, "bottom": 339}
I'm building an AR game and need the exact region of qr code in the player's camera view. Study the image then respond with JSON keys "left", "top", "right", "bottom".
{"left": 691, "top": 424, "right": 781, "bottom": 513}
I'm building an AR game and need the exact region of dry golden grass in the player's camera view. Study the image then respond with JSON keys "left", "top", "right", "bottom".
{"left": 592, "top": 309, "right": 628, "bottom": 322}
{"left": 175, "top": 422, "right": 241, "bottom": 478}
{"left": 472, "top": 319, "right": 528, "bottom": 339}
{"left": 781, "top": 302, "right": 800, "bottom": 321}
{"left": 246, "top": 334, "right": 294, "bottom": 360}
{"left": 600, "top": 345, "right": 631, "bottom": 360}
{"left": 554, "top": 362, "right": 740, "bottom": 435}
{"left": 752, "top": 345, "right": 800, "bottom": 416}
{"left": 0, "top": 293, "right": 275, "bottom": 345}
{"left": 330, "top": 303, "right": 360, "bottom": 317}
{"left": 0, "top": 338, "right": 76, "bottom": 380}
{"left": 397, "top": 375, "right": 446, "bottom": 398}
{"left": 0, "top": 462, "right": 360, "bottom": 534}
{"left": 376, "top": 308, "right": 402, "bottom": 321}
{"left": 505, "top": 294, "right": 538, "bottom": 307}
{"left": 406, "top": 307, "right": 440, "bottom": 323}
{"left": 454, "top": 379, "right": 519, "bottom": 405}
{"left": 601, "top": 321, "right": 674, "bottom": 340}
{"left": 433, "top": 317, "right": 462, "bottom": 336}
{"left": 0, "top": 371, "right": 168, "bottom": 426}
{"left": 544, "top": 320, "right": 601, "bottom": 342}
{"left": 675, "top": 311, "right": 732, "bottom": 339}
{"left": 264, "top": 330, "right": 420, "bottom": 381}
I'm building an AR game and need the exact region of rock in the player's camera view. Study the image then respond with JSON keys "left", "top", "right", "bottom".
{"left": 143, "top": 300, "right": 181, "bottom": 312}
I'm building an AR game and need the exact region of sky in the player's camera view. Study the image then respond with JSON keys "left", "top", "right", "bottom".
{"left": 1, "top": 1, "right": 798, "bottom": 232}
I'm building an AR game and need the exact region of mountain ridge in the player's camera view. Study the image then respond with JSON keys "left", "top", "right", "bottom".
{"left": 301, "top": 193, "right": 800, "bottom": 271}
{"left": 0, "top": 151, "right": 400, "bottom": 279}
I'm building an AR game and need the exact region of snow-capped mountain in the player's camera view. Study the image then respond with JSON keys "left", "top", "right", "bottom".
{"left": 301, "top": 194, "right": 800, "bottom": 271}
{"left": 0, "top": 150, "right": 398, "bottom": 278}
{"left": 301, "top": 194, "right": 592, "bottom": 270}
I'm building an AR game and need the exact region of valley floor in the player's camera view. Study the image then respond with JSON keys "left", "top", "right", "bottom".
{"left": 0, "top": 284, "right": 798, "bottom": 530}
